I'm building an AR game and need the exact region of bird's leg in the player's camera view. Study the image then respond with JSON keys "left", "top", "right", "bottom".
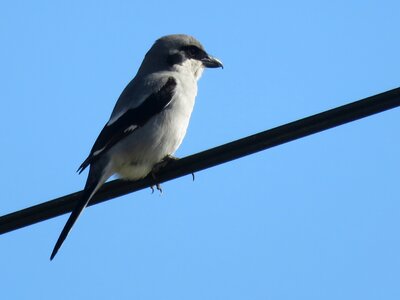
{"left": 150, "top": 184, "right": 162, "bottom": 194}
{"left": 150, "top": 183, "right": 163, "bottom": 194}
{"left": 150, "top": 155, "right": 195, "bottom": 193}
{"left": 152, "top": 155, "right": 179, "bottom": 173}
{"left": 160, "top": 155, "right": 195, "bottom": 181}
{"left": 150, "top": 155, "right": 179, "bottom": 194}
{"left": 161, "top": 154, "right": 179, "bottom": 166}
{"left": 150, "top": 173, "right": 163, "bottom": 195}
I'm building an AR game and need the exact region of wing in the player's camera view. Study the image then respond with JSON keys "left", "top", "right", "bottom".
{"left": 77, "top": 76, "right": 177, "bottom": 173}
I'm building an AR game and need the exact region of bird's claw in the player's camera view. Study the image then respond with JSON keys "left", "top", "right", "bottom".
{"left": 150, "top": 183, "right": 163, "bottom": 195}
{"left": 156, "top": 183, "right": 162, "bottom": 194}
{"left": 150, "top": 156, "right": 194, "bottom": 193}
{"left": 149, "top": 155, "right": 179, "bottom": 194}
{"left": 153, "top": 155, "right": 179, "bottom": 173}
{"left": 150, "top": 165, "right": 164, "bottom": 195}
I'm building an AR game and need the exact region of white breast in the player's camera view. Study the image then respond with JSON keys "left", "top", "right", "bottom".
{"left": 109, "top": 71, "right": 198, "bottom": 180}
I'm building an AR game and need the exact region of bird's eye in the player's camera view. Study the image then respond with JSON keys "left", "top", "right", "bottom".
{"left": 186, "top": 46, "right": 198, "bottom": 56}
{"left": 181, "top": 45, "right": 203, "bottom": 59}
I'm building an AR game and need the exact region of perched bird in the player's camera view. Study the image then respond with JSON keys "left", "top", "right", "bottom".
{"left": 50, "top": 34, "right": 223, "bottom": 260}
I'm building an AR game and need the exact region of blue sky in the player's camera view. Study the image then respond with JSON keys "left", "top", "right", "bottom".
{"left": 1, "top": 1, "right": 400, "bottom": 299}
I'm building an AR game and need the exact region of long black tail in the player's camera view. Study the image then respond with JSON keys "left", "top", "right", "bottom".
{"left": 50, "top": 163, "right": 110, "bottom": 260}
{"left": 50, "top": 184, "right": 97, "bottom": 260}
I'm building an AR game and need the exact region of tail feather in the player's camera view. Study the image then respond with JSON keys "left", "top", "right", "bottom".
{"left": 50, "top": 186, "right": 97, "bottom": 260}
{"left": 50, "top": 163, "right": 111, "bottom": 260}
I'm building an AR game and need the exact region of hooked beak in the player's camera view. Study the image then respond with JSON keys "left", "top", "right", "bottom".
{"left": 201, "top": 55, "right": 223, "bottom": 69}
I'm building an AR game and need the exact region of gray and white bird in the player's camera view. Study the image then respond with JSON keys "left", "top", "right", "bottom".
{"left": 50, "top": 34, "right": 223, "bottom": 260}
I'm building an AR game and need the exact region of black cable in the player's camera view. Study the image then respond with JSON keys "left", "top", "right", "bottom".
{"left": 1, "top": 87, "right": 399, "bottom": 234}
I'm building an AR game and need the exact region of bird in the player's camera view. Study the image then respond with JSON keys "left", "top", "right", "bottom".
{"left": 50, "top": 34, "right": 223, "bottom": 260}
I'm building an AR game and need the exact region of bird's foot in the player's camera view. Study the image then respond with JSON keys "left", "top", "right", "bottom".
{"left": 150, "top": 156, "right": 177, "bottom": 195}
{"left": 150, "top": 171, "right": 163, "bottom": 195}
{"left": 149, "top": 155, "right": 195, "bottom": 193}
{"left": 150, "top": 183, "right": 163, "bottom": 194}
{"left": 152, "top": 155, "right": 179, "bottom": 174}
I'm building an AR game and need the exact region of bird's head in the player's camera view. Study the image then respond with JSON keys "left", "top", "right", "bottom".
{"left": 139, "top": 34, "right": 223, "bottom": 79}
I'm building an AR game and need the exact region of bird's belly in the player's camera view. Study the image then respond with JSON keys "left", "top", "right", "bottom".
{"left": 110, "top": 100, "right": 194, "bottom": 180}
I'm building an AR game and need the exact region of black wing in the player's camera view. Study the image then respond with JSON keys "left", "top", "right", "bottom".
{"left": 77, "top": 77, "right": 177, "bottom": 173}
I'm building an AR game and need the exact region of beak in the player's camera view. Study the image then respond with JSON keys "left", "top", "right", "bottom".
{"left": 201, "top": 54, "right": 223, "bottom": 69}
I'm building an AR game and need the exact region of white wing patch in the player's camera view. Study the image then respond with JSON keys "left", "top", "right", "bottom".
{"left": 107, "top": 110, "right": 126, "bottom": 126}
{"left": 93, "top": 147, "right": 106, "bottom": 156}
{"left": 124, "top": 125, "right": 138, "bottom": 133}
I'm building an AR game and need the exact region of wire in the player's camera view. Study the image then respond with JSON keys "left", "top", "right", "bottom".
{"left": 1, "top": 87, "right": 399, "bottom": 235}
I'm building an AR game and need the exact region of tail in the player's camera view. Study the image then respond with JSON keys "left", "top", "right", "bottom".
{"left": 50, "top": 163, "right": 111, "bottom": 260}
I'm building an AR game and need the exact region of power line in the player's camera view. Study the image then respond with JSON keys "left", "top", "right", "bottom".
{"left": 1, "top": 87, "right": 399, "bottom": 234}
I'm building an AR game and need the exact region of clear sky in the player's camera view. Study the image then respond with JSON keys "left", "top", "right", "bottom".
{"left": 1, "top": 1, "right": 400, "bottom": 299}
